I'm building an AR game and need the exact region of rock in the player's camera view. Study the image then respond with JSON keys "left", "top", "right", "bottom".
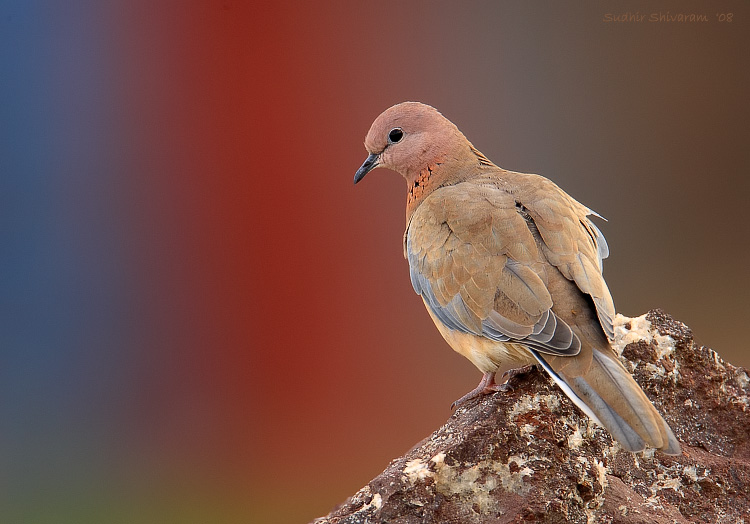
{"left": 312, "top": 310, "right": 750, "bottom": 523}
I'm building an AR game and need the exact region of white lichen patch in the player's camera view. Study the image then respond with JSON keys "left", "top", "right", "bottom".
{"left": 737, "top": 369, "right": 750, "bottom": 389}
{"left": 606, "top": 438, "right": 623, "bottom": 457}
{"left": 709, "top": 347, "right": 727, "bottom": 371}
{"left": 613, "top": 313, "right": 652, "bottom": 353}
{"left": 643, "top": 362, "right": 664, "bottom": 377}
{"left": 430, "top": 460, "right": 497, "bottom": 514}
{"left": 420, "top": 451, "right": 539, "bottom": 516}
{"left": 641, "top": 469, "right": 684, "bottom": 511}
{"left": 613, "top": 313, "right": 677, "bottom": 358}
{"left": 574, "top": 455, "right": 609, "bottom": 494}
{"left": 403, "top": 451, "right": 539, "bottom": 516}
{"left": 682, "top": 465, "right": 699, "bottom": 482}
{"left": 430, "top": 451, "right": 446, "bottom": 466}
{"left": 613, "top": 313, "right": 680, "bottom": 380}
{"left": 564, "top": 453, "right": 611, "bottom": 522}
{"left": 520, "top": 423, "right": 536, "bottom": 437}
{"left": 344, "top": 485, "right": 383, "bottom": 518}
{"left": 652, "top": 472, "right": 682, "bottom": 492}
{"left": 567, "top": 427, "right": 584, "bottom": 449}
{"left": 404, "top": 459, "right": 432, "bottom": 482}
{"left": 446, "top": 465, "right": 481, "bottom": 493}
{"left": 725, "top": 367, "right": 750, "bottom": 410}
{"left": 509, "top": 393, "right": 560, "bottom": 420}
{"left": 561, "top": 416, "right": 602, "bottom": 450}
{"left": 490, "top": 454, "right": 535, "bottom": 494}
{"left": 653, "top": 333, "right": 676, "bottom": 360}
{"left": 594, "top": 459, "right": 608, "bottom": 491}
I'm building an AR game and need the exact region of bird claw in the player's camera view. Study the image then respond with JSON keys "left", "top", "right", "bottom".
{"left": 451, "top": 372, "right": 507, "bottom": 410}
{"left": 501, "top": 364, "right": 535, "bottom": 381}
{"left": 452, "top": 367, "right": 535, "bottom": 410}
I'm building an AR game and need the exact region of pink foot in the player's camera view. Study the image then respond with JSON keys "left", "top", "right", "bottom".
{"left": 451, "top": 366, "right": 536, "bottom": 410}
{"left": 451, "top": 372, "right": 508, "bottom": 410}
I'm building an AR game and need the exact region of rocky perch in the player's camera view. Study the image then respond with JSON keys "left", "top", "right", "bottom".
{"left": 313, "top": 310, "right": 750, "bottom": 523}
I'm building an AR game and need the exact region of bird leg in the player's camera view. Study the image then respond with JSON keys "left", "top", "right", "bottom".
{"left": 451, "top": 372, "right": 507, "bottom": 410}
{"left": 451, "top": 365, "right": 536, "bottom": 410}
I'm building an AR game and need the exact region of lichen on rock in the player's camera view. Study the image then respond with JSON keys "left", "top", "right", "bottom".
{"left": 313, "top": 310, "right": 750, "bottom": 523}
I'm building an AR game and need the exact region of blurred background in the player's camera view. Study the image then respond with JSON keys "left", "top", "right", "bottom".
{"left": 1, "top": 1, "right": 748, "bottom": 522}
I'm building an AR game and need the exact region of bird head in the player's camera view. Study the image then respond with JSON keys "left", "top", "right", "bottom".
{"left": 354, "top": 102, "right": 469, "bottom": 186}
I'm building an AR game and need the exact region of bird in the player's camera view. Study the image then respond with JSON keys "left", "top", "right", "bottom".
{"left": 353, "top": 101, "right": 680, "bottom": 454}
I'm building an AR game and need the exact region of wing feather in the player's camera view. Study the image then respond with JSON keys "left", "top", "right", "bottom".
{"left": 406, "top": 181, "right": 583, "bottom": 356}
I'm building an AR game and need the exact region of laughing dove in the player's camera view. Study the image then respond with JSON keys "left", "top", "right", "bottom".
{"left": 354, "top": 102, "right": 680, "bottom": 454}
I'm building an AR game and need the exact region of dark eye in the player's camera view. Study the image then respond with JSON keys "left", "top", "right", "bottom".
{"left": 388, "top": 128, "right": 404, "bottom": 144}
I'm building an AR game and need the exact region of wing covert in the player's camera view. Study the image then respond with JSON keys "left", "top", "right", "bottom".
{"left": 406, "top": 182, "right": 582, "bottom": 356}
{"left": 517, "top": 177, "right": 616, "bottom": 339}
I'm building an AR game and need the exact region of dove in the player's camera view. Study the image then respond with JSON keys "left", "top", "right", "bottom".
{"left": 354, "top": 102, "right": 680, "bottom": 454}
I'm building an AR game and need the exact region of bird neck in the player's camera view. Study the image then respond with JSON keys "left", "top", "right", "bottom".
{"left": 404, "top": 144, "right": 496, "bottom": 223}
{"left": 405, "top": 162, "right": 440, "bottom": 220}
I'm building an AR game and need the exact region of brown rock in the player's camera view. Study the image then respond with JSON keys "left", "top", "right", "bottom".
{"left": 312, "top": 310, "right": 750, "bottom": 523}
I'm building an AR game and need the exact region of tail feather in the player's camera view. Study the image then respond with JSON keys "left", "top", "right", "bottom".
{"left": 531, "top": 348, "right": 680, "bottom": 455}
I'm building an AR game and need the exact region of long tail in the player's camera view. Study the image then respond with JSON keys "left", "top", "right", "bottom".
{"left": 531, "top": 347, "right": 681, "bottom": 454}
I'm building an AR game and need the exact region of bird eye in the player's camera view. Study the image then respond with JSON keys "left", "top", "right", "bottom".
{"left": 388, "top": 128, "right": 404, "bottom": 144}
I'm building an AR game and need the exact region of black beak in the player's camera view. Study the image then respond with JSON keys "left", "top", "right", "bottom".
{"left": 354, "top": 153, "right": 380, "bottom": 185}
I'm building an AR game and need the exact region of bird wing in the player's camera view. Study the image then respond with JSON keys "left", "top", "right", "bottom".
{"left": 406, "top": 180, "right": 586, "bottom": 356}
{"left": 510, "top": 172, "right": 615, "bottom": 339}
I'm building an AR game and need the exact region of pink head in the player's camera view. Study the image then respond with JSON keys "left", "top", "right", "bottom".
{"left": 354, "top": 102, "right": 473, "bottom": 186}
